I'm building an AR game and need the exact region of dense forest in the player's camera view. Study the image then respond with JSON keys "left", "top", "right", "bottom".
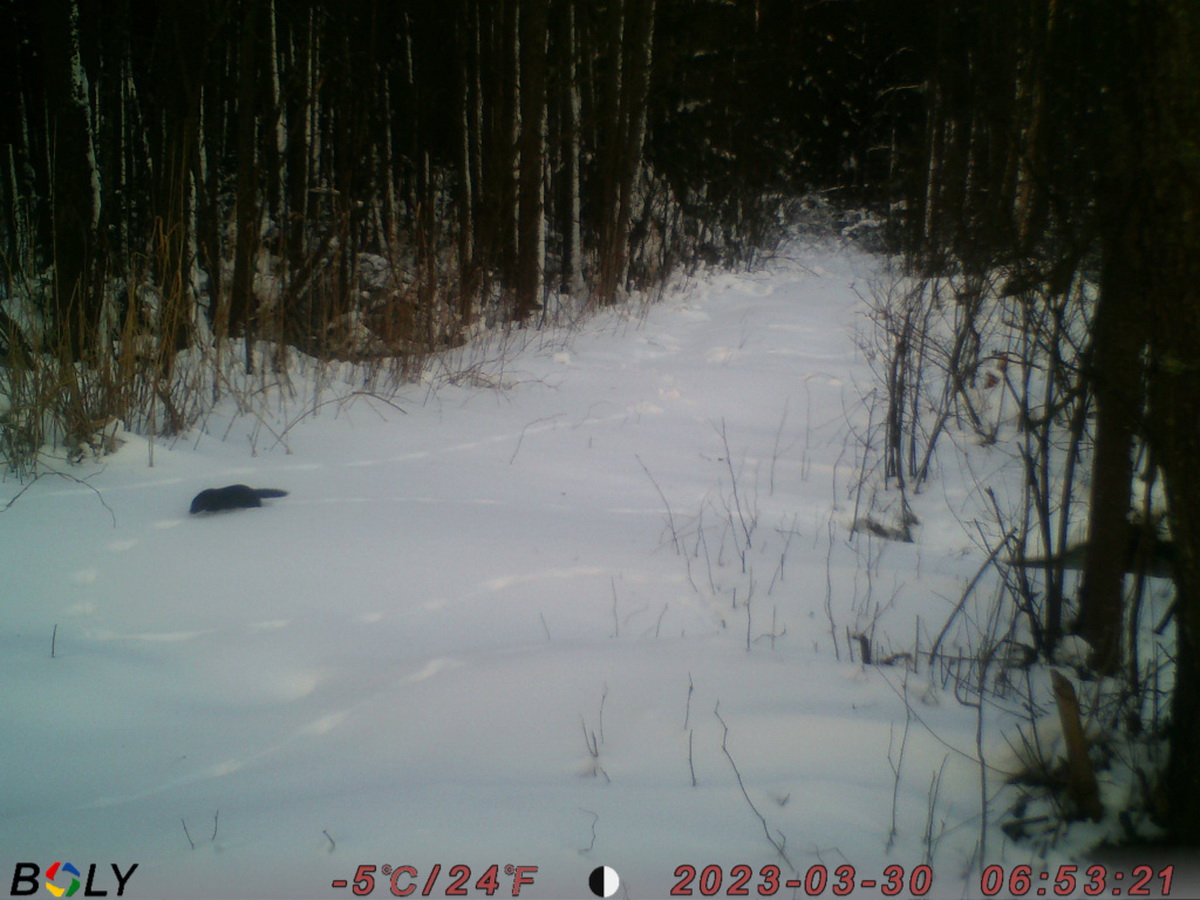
{"left": 903, "top": 0, "right": 1200, "bottom": 845}
{"left": 3, "top": 0, "right": 1199, "bottom": 847}
{"left": 0, "top": 0, "right": 920, "bottom": 359}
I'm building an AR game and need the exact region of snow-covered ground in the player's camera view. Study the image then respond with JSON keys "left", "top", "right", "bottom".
{"left": 2, "top": 241, "right": 1188, "bottom": 899}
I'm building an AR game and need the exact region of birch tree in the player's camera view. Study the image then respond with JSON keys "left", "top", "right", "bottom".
{"left": 514, "top": 0, "right": 548, "bottom": 320}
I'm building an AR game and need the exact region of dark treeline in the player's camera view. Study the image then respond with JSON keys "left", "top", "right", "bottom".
{"left": 0, "top": 0, "right": 922, "bottom": 365}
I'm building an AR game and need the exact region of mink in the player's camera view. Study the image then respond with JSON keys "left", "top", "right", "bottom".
{"left": 189, "top": 484, "right": 289, "bottom": 514}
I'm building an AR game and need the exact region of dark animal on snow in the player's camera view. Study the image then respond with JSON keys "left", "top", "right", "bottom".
{"left": 189, "top": 485, "right": 289, "bottom": 514}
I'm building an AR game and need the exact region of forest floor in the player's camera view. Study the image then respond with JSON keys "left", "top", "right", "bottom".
{"left": 1, "top": 237, "right": 1186, "bottom": 898}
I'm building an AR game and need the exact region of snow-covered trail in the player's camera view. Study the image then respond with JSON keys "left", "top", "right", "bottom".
{"left": 3, "top": 242, "right": 1019, "bottom": 899}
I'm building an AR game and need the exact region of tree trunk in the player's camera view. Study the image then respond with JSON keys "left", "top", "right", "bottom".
{"left": 40, "top": 0, "right": 101, "bottom": 359}
{"left": 595, "top": 0, "right": 625, "bottom": 304}
{"left": 484, "top": 0, "right": 522, "bottom": 292}
{"left": 514, "top": 0, "right": 548, "bottom": 321}
{"left": 456, "top": 0, "right": 477, "bottom": 317}
{"left": 1136, "top": 0, "right": 1200, "bottom": 845}
{"left": 561, "top": 0, "right": 584, "bottom": 300}
{"left": 229, "top": 0, "right": 261, "bottom": 352}
{"left": 615, "top": 0, "right": 654, "bottom": 289}
{"left": 597, "top": 0, "right": 654, "bottom": 304}
{"left": 153, "top": 1, "right": 207, "bottom": 360}
{"left": 1076, "top": 218, "right": 1146, "bottom": 675}
{"left": 284, "top": 7, "right": 314, "bottom": 277}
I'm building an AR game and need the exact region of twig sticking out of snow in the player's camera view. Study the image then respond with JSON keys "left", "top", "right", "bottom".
{"left": 714, "top": 702, "right": 794, "bottom": 872}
